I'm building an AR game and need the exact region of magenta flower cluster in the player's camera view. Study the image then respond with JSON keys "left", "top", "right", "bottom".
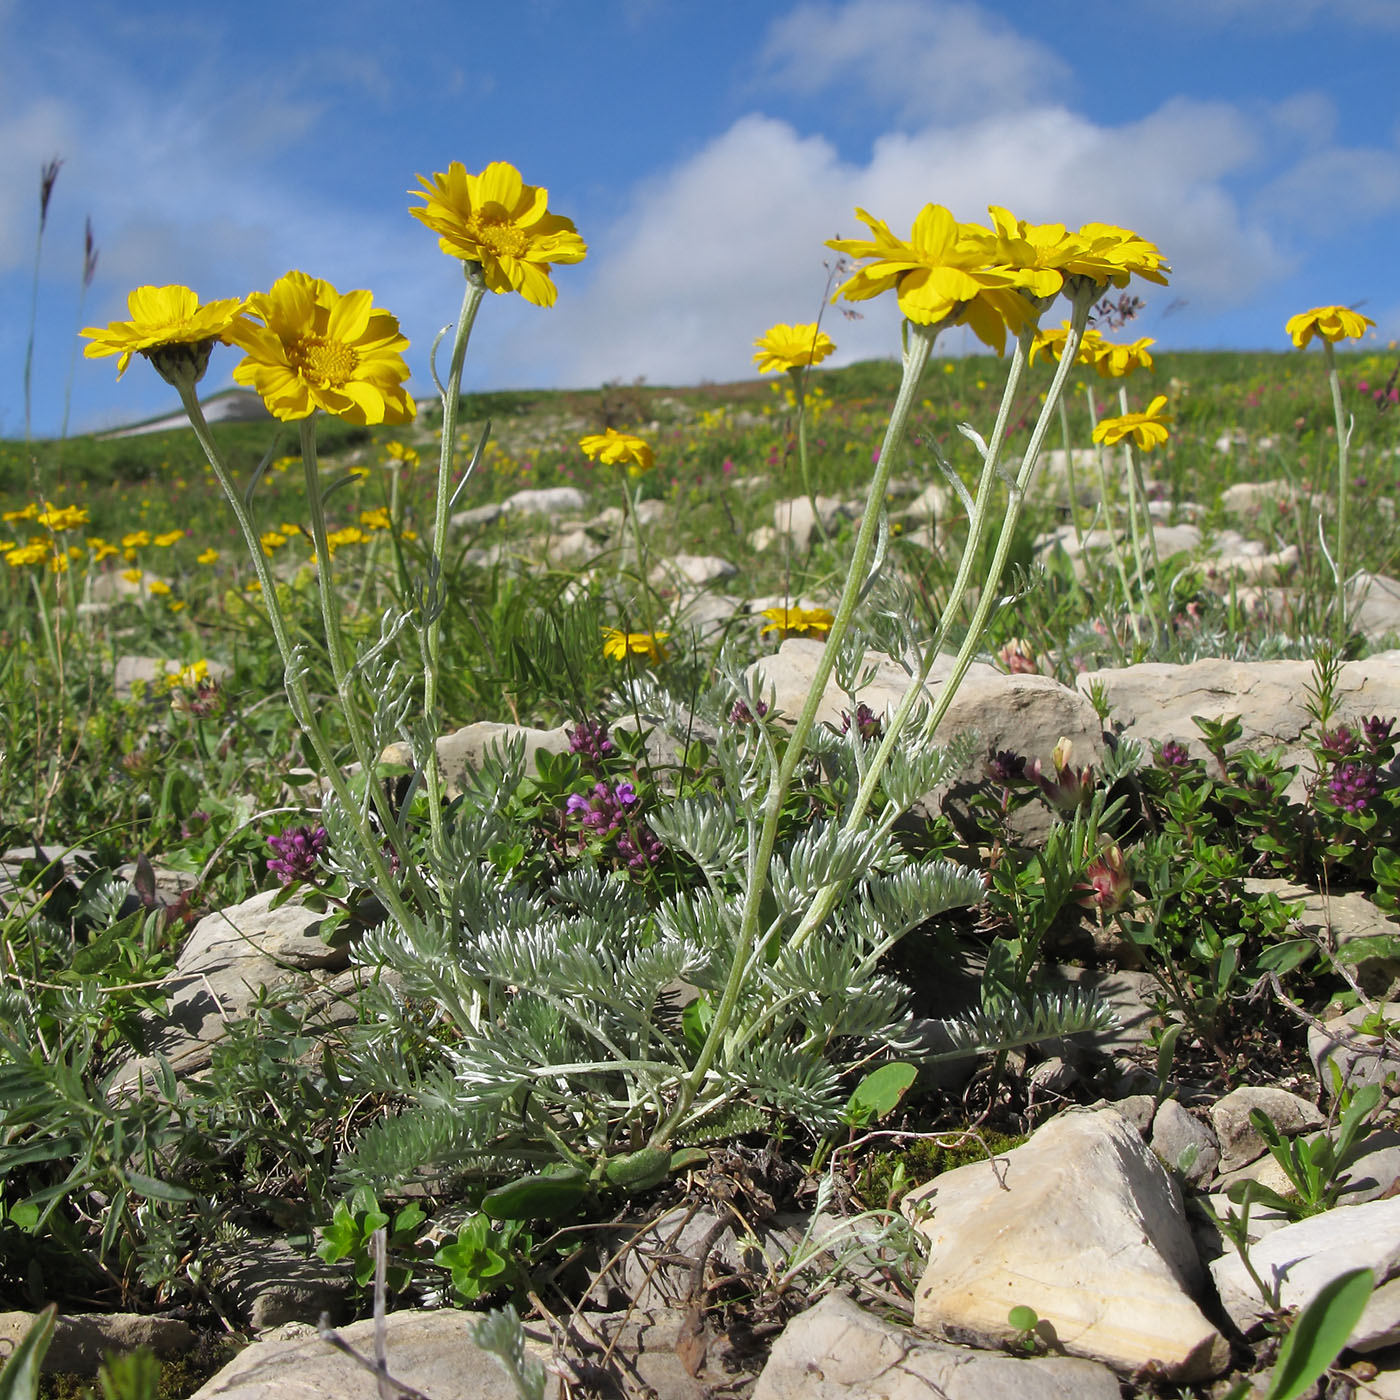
{"left": 565, "top": 782, "right": 638, "bottom": 837}
{"left": 1326, "top": 761, "right": 1379, "bottom": 814}
{"left": 568, "top": 719, "right": 615, "bottom": 766}
{"left": 267, "top": 824, "right": 328, "bottom": 885}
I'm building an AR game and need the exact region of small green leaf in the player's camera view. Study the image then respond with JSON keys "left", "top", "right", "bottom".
{"left": 482, "top": 1167, "right": 588, "bottom": 1222}
{"left": 603, "top": 1147, "right": 671, "bottom": 1192}
{"left": 843, "top": 1062, "right": 917, "bottom": 1128}
{"left": 1262, "top": 1267, "right": 1374, "bottom": 1400}
{"left": 682, "top": 996, "right": 714, "bottom": 1057}
{"left": 1007, "top": 1304, "right": 1039, "bottom": 1332}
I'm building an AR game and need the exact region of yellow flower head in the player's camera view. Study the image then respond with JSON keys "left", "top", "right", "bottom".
{"left": 1285, "top": 305, "right": 1376, "bottom": 349}
{"left": 260, "top": 530, "right": 288, "bottom": 555}
{"left": 601, "top": 628, "right": 670, "bottom": 664}
{"left": 409, "top": 161, "right": 587, "bottom": 307}
{"left": 579, "top": 429, "right": 655, "bottom": 477}
{"left": 153, "top": 529, "right": 184, "bottom": 547}
{"left": 82, "top": 285, "right": 245, "bottom": 382}
{"left": 197, "top": 547, "right": 219, "bottom": 565}
{"left": 360, "top": 507, "right": 392, "bottom": 532}
{"left": 121, "top": 530, "right": 151, "bottom": 549}
{"left": 1064, "top": 224, "right": 1170, "bottom": 290}
{"left": 759, "top": 606, "right": 835, "bottom": 638}
{"left": 1092, "top": 336, "right": 1155, "bottom": 379}
{"left": 227, "top": 271, "right": 415, "bottom": 426}
{"left": 147, "top": 578, "right": 171, "bottom": 596}
{"left": 383, "top": 440, "right": 421, "bottom": 467}
{"left": 6, "top": 542, "right": 49, "bottom": 567}
{"left": 1029, "top": 323, "right": 1105, "bottom": 367}
{"left": 827, "top": 205, "right": 1031, "bottom": 353}
{"left": 2, "top": 503, "right": 38, "bottom": 524}
{"left": 36, "top": 503, "right": 90, "bottom": 532}
{"left": 1092, "top": 395, "right": 1172, "bottom": 452}
{"left": 985, "top": 206, "right": 1085, "bottom": 301}
{"left": 753, "top": 323, "right": 837, "bottom": 375}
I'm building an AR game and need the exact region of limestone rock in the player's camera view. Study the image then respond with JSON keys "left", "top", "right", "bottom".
{"left": 1152, "top": 1099, "right": 1221, "bottom": 1186}
{"left": 650, "top": 553, "right": 738, "bottom": 588}
{"left": 1210, "top": 1197, "right": 1400, "bottom": 1346}
{"left": 772, "top": 495, "right": 854, "bottom": 550}
{"left": 1349, "top": 573, "right": 1400, "bottom": 644}
{"left": 906, "top": 1107, "right": 1229, "bottom": 1381}
{"left": 1210, "top": 1085, "right": 1324, "bottom": 1173}
{"left": 1310, "top": 1003, "right": 1400, "bottom": 1098}
{"left": 0, "top": 1312, "right": 196, "bottom": 1376}
{"left": 185, "top": 1311, "right": 553, "bottom": 1400}
{"left": 382, "top": 721, "right": 572, "bottom": 801}
{"left": 1074, "top": 655, "right": 1400, "bottom": 794}
{"left": 502, "top": 485, "right": 586, "bottom": 516}
{"left": 752, "top": 1292, "right": 1122, "bottom": 1400}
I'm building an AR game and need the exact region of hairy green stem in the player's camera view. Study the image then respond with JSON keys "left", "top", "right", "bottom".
{"left": 1322, "top": 339, "right": 1354, "bottom": 643}
{"left": 653, "top": 320, "right": 938, "bottom": 1147}
{"left": 176, "top": 383, "right": 417, "bottom": 932}
{"left": 423, "top": 268, "right": 487, "bottom": 860}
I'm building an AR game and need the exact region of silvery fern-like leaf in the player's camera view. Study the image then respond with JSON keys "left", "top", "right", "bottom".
{"left": 645, "top": 794, "right": 743, "bottom": 877}
{"left": 770, "top": 823, "right": 901, "bottom": 923}
{"left": 880, "top": 730, "right": 978, "bottom": 812}
{"left": 654, "top": 888, "right": 741, "bottom": 964}
{"left": 473, "top": 1307, "right": 547, "bottom": 1400}
{"left": 730, "top": 1040, "right": 846, "bottom": 1130}
{"left": 1100, "top": 735, "right": 1146, "bottom": 783}
{"left": 924, "top": 986, "right": 1118, "bottom": 1063}
{"left": 849, "top": 859, "right": 986, "bottom": 947}
{"left": 675, "top": 1101, "right": 767, "bottom": 1144}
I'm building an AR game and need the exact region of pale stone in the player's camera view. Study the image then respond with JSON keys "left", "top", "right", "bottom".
{"left": 1310, "top": 1004, "right": 1400, "bottom": 1097}
{"left": 650, "top": 553, "right": 738, "bottom": 588}
{"left": 1152, "top": 1099, "right": 1221, "bottom": 1186}
{"left": 0, "top": 1312, "right": 195, "bottom": 1376}
{"left": 1209, "top": 1196, "right": 1400, "bottom": 1344}
{"left": 381, "top": 721, "right": 572, "bottom": 801}
{"left": 451, "top": 501, "right": 507, "bottom": 528}
{"left": 772, "top": 494, "right": 854, "bottom": 550}
{"left": 502, "top": 485, "right": 586, "bottom": 516}
{"left": 1221, "top": 480, "right": 1301, "bottom": 514}
{"left": 906, "top": 1108, "right": 1229, "bottom": 1381}
{"left": 1210, "top": 1086, "right": 1325, "bottom": 1173}
{"left": 752, "top": 1292, "right": 1122, "bottom": 1400}
{"left": 1349, "top": 573, "right": 1400, "bottom": 644}
{"left": 185, "top": 1311, "right": 553, "bottom": 1400}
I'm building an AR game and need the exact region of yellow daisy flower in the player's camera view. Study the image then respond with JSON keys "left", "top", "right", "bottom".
{"left": 82, "top": 284, "right": 245, "bottom": 382}
{"left": 37, "top": 503, "right": 89, "bottom": 531}
{"left": 227, "top": 271, "right": 414, "bottom": 426}
{"left": 1092, "top": 336, "right": 1155, "bottom": 379}
{"left": 7, "top": 542, "right": 48, "bottom": 567}
{"left": 1063, "top": 224, "right": 1171, "bottom": 290}
{"left": 121, "top": 567, "right": 144, "bottom": 583}
{"left": 3, "top": 503, "right": 38, "bottom": 524}
{"left": 260, "top": 530, "right": 287, "bottom": 555}
{"left": 147, "top": 579, "right": 171, "bottom": 596}
{"left": 1285, "top": 305, "right": 1376, "bottom": 349}
{"left": 579, "top": 429, "right": 655, "bottom": 477}
{"left": 153, "top": 529, "right": 184, "bottom": 547}
{"left": 1092, "top": 395, "right": 1172, "bottom": 452}
{"left": 409, "top": 160, "right": 587, "bottom": 307}
{"left": 122, "top": 530, "right": 151, "bottom": 549}
{"left": 197, "top": 548, "right": 219, "bottom": 565}
{"left": 753, "top": 323, "right": 837, "bottom": 375}
{"left": 601, "top": 628, "right": 670, "bottom": 664}
{"left": 759, "top": 606, "right": 835, "bottom": 638}
{"left": 383, "top": 440, "right": 420, "bottom": 467}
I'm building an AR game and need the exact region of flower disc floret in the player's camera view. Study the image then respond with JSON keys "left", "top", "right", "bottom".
{"left": 1092, "top": 395, "right": 1172, "bottom": 452}
{"left": 579, "top": 429, "right": 655, "bottom": 476}
{"left": 1286, "top": 305, "right": 1376, "bottom": 349}
{"left": 227, "top": 271, "right": 414, "bottom": 426}
{"left": 82, "top": 284, "right": 245, "bottom": 381}
{"left": 753, "top": 323, "right": 837, "bottom": 374}
{"left": 410, "top": 161, "right": 587, "bottom": 307}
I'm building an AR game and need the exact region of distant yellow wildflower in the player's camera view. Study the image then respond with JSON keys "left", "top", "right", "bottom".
{"left": 602, "top": 628, "right": 669, "bottom": 664}
{"left": 759, "top": 606, "right": 835, "bottom": 638}
{"left": 37, "top": 503, "right": 89, "bottom": 531}
{"left": 579, "top": 429, "right": 655, "bottom": 477}
{"left": 1286, "top": 305, "right": 1375, "bottom": 349}
{"left": 753, "top": 323, "right": 836, "bottom": 375}
{"left": 153, "top": 529, "right": 184, "bottom": 547}
{"left": 197, "top": 548, "right": 219, "bottom": 565}
{"left": 1092, "top": 395, "right": 1172, "bottom": 452}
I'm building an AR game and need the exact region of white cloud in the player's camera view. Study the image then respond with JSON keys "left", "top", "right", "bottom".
{"left": 758, "top": 0, "right": 1072, "bottom": 123}
{"left": 532, "top": 97, "right": 1294, "bottom": 389}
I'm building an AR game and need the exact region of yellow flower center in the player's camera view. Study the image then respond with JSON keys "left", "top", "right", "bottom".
{"left": 291, "top": 335, "right": 359, "bottom": 388}
{"left": 467, "top": 213, "right": 529, "bottom": 260}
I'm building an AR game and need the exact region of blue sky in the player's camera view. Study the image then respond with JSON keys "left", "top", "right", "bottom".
{"left": 2, "top": 0, "right": 1398, "bottom": 439}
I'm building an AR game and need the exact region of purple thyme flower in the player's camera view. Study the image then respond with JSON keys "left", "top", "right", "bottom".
{"left": 1326, "top": 761, "right": 1378, "bottom": 814}
{"left": 565, "top": 782, "right": 638, "bottom": 838}
{"left": 841, "top": 703, "right": 883, "bottom": 743}
{"left": 1156, "top": 740, "right": 1190, "bottom": 770}
{"left": 729, "top": 698, "right": 769, "bottom": 725}
{"left": 1363, "top": 715, "right": 1396, "bottom": 753}
{"left": 568, "top": 719, "right": 615, "bottom": 765}
{"left": 618, "top": 824, "right": 665, "bottom": 872}
{"left": 987, "top": 750, "right": 1027, "bottom": 784}
{"left": 1320, "top": 726, "right": 1360, "bottom": 758}
{"left": 267, "top": 824, "right": 328, "bottom": 885}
